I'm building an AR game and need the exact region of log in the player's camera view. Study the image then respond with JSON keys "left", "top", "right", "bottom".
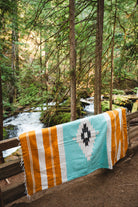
{"left": 80, "top": 98, "right": 92, "bottom": 105}
{"left": 132, "top": 101, "right": 138, "bottom": 113}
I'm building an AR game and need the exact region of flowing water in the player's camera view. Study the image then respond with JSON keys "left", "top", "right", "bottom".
{"left": 84, "top": 103, "right": 94, "bottom": 115}
{"left": 3, "top": 112, "right": 44, "bottom": 157}
{"left": 3, "top": 101, "right": 94, "bottom": 157}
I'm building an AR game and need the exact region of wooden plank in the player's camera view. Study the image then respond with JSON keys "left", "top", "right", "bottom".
{"left": 3, "top": 181, "right": 25, "bottom": 205}
{"left": 0, "top": 137, "right": 19, "bottom": 152}
{"left": 127, "top": 112, "right": 138, "bottom": 142}
{"left": 129, "top": 117, "right": 138, "bottom": 126}
{"left": 127, "top": 111, "right": 138, "bottom": 122}
{"left": 129, "top": 126, "right": 138, "bottom": 139}
{"left": 0, "top": 158, "right": 22, "bottom": 180}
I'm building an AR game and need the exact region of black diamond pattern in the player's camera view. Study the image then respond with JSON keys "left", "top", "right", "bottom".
{"left": 81, "top": 123, "right": 91, "bottom": 146}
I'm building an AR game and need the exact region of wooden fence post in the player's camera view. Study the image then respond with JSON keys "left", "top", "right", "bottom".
{"left": 0, "top": 187, "right": 4, "bottom": 207}
{"left": 0, "top": 152, "right": 4, "bottom": 164}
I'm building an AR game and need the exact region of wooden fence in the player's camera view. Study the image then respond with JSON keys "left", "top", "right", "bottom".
{"left": 0, "top": 111, "right": 138, "bottom": 206}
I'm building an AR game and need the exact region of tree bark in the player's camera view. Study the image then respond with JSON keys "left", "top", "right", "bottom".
{"left": 0, "top": 68, "right": 4, "bottom": 163}
{"left": 44, "top": 41, "right": 48, "bottom": 92}
{"left": 11, "top": 0, "right": 19, "bottom": 103}
{"left": 94, "top": 0, "right": 104, "bottom": 115}
{"left": 69, "top": 0, "right": 76, "bottom": 121}
{"left": 110, "top": 0, "right": 117, "bottom": 110}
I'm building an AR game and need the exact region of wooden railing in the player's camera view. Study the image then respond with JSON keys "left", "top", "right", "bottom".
{"left": 126, "top": 111, "right": 138, "bottom": 145}
{"left": 0, "top": 138, "right": 24, "bottom": 206}
{"left": 0, "top": 111, "right": 138, "bottom": 206}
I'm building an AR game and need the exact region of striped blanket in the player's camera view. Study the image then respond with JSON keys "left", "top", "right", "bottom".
{"left": 19, "top": 108, "right": 128, "bottom": 196}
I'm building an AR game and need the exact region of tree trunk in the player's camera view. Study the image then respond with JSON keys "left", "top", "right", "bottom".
{"left": 39, "top": 29, "right": 43, "bottom": 97}
{"left": 69, "top": 0, "right": 76, "bottom": 121}
{"left": 40, "top": 30, "right": 43, "bottom": 75}
{"left": 57, "top": 41, "right": 60, "bottom": 82}
{"left": 44, "top": 41, "right": 48, "bottom": 92}
{"left": 0, "top": 68, "right": 4, "bottom": 163}
{"left": 11, "top": 0, "right": 19, "bottom": 103}
{"left": 109, "top": 0, "right": 117, "bottom": 110}
{"left": 94, "top": 0, "right": 104, "bottom": 115}
{"left": 15, "top": 0, "right": 19, "bottom": 74}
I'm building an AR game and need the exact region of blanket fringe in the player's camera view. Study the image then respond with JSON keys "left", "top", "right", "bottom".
{"left": 18, "top": 138, "right": 29, "bottom": 198}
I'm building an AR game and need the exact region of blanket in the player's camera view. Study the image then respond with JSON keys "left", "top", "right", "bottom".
{"left": 19, "top": 108, "right": 128, "bottom": 196}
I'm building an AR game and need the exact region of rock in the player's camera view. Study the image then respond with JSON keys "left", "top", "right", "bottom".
{"left": 4, "top": 148, "right": 22, "bottom": 163}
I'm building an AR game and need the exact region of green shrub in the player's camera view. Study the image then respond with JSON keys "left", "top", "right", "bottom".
{"left": 112, "top": 89, "right": 125, "bottom": 95}
{"left": 132, "top": 87, "right": 138, "bottom": 94}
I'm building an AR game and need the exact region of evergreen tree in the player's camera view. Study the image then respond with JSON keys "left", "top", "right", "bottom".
{"left": 94, "top": 0, "right": 104, "bottom": 114}
{"left": 69, "top": 0, "right": 76, "bottom": 121}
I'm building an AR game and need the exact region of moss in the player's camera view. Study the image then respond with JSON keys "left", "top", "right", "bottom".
{"left": 51, "top": 112, "right": 71, "bottom": 126}
{"left": 101, "top": 101, "right": 119, "bottom": 112}
{"left": 3, "top": 128, "right": 8, "bottom": 139}
{"left": 41, "top": 97, "right": 84, "bottom": 127}
{"left": 113, "top": 95, "right": 132, "bottom": 106}
{"left": 41, "top": 110, "right": 71, "bottom": 127}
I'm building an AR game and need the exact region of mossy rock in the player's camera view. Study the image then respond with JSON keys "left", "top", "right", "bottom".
{"left": 113, "top": 95, "right": 132, "bottom": 106}
{"left": 4, "top": 148, "right": 22, "bottom": 163}
{"left": 41, "top": 98, "right": 84, "bottom": 127}
{"left": 41, "top": 110, "right": 71, "bottom": 127}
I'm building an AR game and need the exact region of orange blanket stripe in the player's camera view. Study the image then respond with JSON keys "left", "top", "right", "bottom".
{"left": 28, "top": 131, "right": 42, "bottom": 193}
{"left": 42, "top": 128, "right": 54, "bottom": 188}
{"left": 19, "top": 133, "right": 33, "bottom": 195}
{"left": 50, "top": 126, "right": 62, "bottom": 186}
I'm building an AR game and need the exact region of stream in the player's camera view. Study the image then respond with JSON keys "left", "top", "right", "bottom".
{"left": 3, "top": 103, "right": 94, "bottom": 157}
{"left": 3, "top": 112, "right": 44, "bottom": 157}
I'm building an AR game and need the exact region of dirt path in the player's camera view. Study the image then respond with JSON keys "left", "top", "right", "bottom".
{"left": 8, "top": 149, "right": 138, "bottom": 207}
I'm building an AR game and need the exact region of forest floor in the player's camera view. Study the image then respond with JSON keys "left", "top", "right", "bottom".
{"left": 5, "top": 144, "right": 138, "bottom": 207}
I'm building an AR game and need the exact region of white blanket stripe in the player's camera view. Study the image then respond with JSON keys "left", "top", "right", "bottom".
{"left": 57, "top": 125, "right": 67, "bottom": 183}
{"left": 48, "top": 128, "right": 56, "bottom": 186}
{"left": 35, "top": 130, "right": 48, "bottom": 189}
{"left": 112, "top": 111, "right": 117, "bottom": 164}
{"left": 116, "top": 108, "right": 122, "bottom": 160}
{"left": 103, "top": 113, "right": 112, "bottom": 169}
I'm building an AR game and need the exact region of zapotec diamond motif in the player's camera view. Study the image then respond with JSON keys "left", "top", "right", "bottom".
{"left": 73, "top": 119, "right": 97, "bottom": 161}
{"left": 81, "top": 123, "right": 91, "bottom": 146}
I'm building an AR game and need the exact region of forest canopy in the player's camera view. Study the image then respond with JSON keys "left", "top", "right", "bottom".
{"left": 0, "top": 0, "right": 137, "bottom": 120}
